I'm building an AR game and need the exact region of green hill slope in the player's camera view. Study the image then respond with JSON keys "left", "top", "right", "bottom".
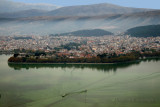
{"left": 125, "top": 25, "right": 160, "bottom": 37}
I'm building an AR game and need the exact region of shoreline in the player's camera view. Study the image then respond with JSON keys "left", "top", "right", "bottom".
{"left": 8, "top": 62, "right": 115, "bottom": 65}
{"left": 8, "top": 60, "right": 143, "bottom": 65}
{"left": 7, "top": 57, "right": 160, "bottom": 65}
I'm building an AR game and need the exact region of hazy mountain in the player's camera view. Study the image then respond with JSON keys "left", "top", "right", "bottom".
{"left": 0, "top": 0, "right": 59, "bottom": 13}
{"left": 50, "top": 29, "right": 113, "bottom": 36}
{"left": 0, "top": 9, "right": 49, "bottom": 18}
{"left": 0, "top": 10, "right": 160, "bottom": 36}
{"left": 125, "top": 24, "right": 160, "bottom": 37}
{"left": 0, "top": 2, "right": 160, "bottom": 36}
{"left": 0, "top": 3, "right": 153, "bottom": 18}
{"left": 46, "top": 3, "right": 152, "bottom": 16}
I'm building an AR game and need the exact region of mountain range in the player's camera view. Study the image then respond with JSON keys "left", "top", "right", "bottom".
{"left": 0, "top": 0, "right": 59, "bottom": 13}
{"left": 0, "top": 1, "right": 160, "bottom": 36}
{"left": 46, "top": 3, "right": 151, "bottom": 16}
{"left": 0, "top": 3, "right": 153, "bottom": 18}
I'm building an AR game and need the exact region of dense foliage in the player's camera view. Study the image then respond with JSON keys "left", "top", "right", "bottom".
{"left": 8, "top": 51, "right": 160, "bottom": 63}
{"left": 125, "top": 25, "right": 160, "bottom": 37}
{"left": 55, "top": 43, "right": 80, "bottom": 51}
{"left": 50, "top": 29, "right": 113, "bottom": 37}
{"left": 14, "top": 37, "right": 32, "bottom": 40}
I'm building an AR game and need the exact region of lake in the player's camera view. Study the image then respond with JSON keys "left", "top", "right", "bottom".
{"left": 0, "top": 55, "right": 160, "bottom": 107}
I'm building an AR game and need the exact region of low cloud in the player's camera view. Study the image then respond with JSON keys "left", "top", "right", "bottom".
{"left": 0, "top": 0, "right": 60, "bottom": 13}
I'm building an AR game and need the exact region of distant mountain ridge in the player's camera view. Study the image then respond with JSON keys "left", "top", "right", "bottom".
{"left": 0, "top": 10, "right": 160, "bottom": 35}
{"left": 0, "top": 3, "right": 154, "bottom": 18}
{"left": 49, "top": 29, "right": 113, "bottom": 37}
{"left": 0, "top": 0, "right": 59, "bottom": 13}
{"left": 0, "top": 9, "right": 48, "bottom": 18}
{"left": 0, "top": 3, "right": 160, "bottom": 36}
{"left": 47, "top": 3, "right": 153, "bottom": 16}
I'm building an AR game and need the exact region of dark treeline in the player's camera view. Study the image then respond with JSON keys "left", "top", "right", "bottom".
{"left": 8, "top": 51, "right": 160, "bottom": 63}
{"left": 8, "top": 61, "right": 141, "bottom": 72}
{"left": 13, "top": 37, "right": 33, "bottom": 40}
{"left": 8, "top": 58, "right": 160, "bottom": 71}
{"left": 50, "top": 29, "right": 113, "bottom": 37}
{"left": 125, "top": 25, "right": 160, "bottom": 37}
{"left": 55, "top": 42, "right": 80, "bottom": 51}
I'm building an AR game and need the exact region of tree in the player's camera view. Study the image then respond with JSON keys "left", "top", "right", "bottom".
{"left": 14, "top": 53, "right": 19, "bottom": 58}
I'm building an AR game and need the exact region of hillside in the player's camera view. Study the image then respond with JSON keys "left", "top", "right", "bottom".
{"left": 50, "top": 29, "right": 113, "bottom": 37}
{"left": 0, "top": 10, "right": 160, "bottom": 35}
{"left": 0, "top": 3, "right": 153, "bottom": 18}
{"left": 125, "top": 25, "right": 160, "bottom": 37}
{"left": 0, "top": 0, "right": 59, "bottom": 13}
{"left": 0, "top": 3, "right": 160, "bottom": 35}
{"left": 47, "top": 3, "right": 152, "bottom": 16}
{"left": 0, "top": 9, "right": 48, "bottom": 18}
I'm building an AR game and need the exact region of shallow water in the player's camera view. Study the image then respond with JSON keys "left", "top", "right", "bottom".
{"left": 0, "top": 55, "right": 160, "bottom": 107}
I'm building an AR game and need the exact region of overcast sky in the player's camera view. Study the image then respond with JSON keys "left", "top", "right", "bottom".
{"left": 12, "top": 0, "right": 160, "bottom": 9}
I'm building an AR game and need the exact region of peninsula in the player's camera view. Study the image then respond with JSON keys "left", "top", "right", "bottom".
{"left": 8, "top": 51, "right": 160, "bottom": 64}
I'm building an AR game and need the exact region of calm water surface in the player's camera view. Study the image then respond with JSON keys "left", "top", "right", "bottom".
{"left": 0, "top": 55, "right": 160, "bottom": 107}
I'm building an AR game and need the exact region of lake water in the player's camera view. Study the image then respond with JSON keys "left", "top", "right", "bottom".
{"left": 0, "top": 55, "right": 160, "bottom": 107}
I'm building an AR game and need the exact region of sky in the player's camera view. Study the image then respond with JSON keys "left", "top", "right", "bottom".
{"left": 12, "top": 0, "right": 160, "bottom": 9}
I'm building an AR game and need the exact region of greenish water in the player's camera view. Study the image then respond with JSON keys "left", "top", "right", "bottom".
{"left": 0, "top": 55, "right": 160, "bottom": 107}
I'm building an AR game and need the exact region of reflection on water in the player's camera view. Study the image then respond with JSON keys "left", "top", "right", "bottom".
{"left": 8, "top": 61, "right": 141, "bottom": 72}
{"left": 8, "top": 58, "right": 160, "bottom": 72}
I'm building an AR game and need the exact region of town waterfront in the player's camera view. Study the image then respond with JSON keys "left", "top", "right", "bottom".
{"left": 0, "top": 55, "right": 160, "bottom": 107}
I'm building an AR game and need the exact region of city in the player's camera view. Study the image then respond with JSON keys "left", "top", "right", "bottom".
{"left": 1, "top": 35, "right": 160, "bottom": 58}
